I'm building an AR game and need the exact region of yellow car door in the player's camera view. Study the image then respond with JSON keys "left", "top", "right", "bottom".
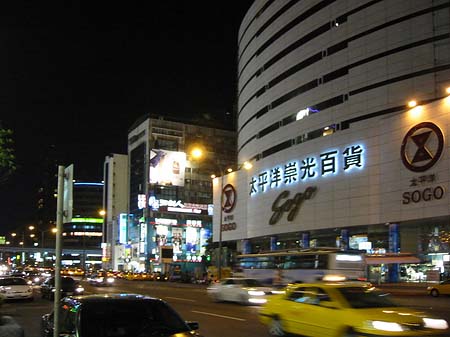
{"left": 298, "top": 287, "right": 342, "bottom": 337}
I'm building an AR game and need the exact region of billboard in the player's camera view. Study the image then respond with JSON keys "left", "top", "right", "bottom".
{"left": 149, "top": 149, "right": 186, "bottom": 186}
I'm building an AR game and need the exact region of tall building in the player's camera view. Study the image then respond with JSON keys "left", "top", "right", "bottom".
{"left": 216, "top": 0, "right": 450, "bottom": 283}
{"left": 103, "top": 154, "right": 129, "bottom": 270}
{"left": 125, "top": 115, "right": 236, "bottom": 275}
{"left": 61, "top": 181, "right": 104, "bottom": 269}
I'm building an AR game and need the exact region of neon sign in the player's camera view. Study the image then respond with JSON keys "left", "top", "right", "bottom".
{"left": 250, "top": 143, "right": 365, "bottom": 196}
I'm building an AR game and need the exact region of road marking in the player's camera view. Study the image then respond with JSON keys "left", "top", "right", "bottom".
{"left": 166, "top": 296, "right": 196, "bottom": 302}
{"left": 191, "top": 310, "right": 246, "bottom": 321}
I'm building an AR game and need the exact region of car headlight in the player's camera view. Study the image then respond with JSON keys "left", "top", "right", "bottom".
{"left": 368, "top": 320, "right": 406, "bottom": 332}
{"left": 248, "top": 290, "right": 265, "bottom": 296}
{"left": 107, "top": 277, "right": 115, "bottom": 283}
{"left": 75, "top": 287, "right": 84, "bottom": 293}
{"left": 423, "top": 318, "right": 449, "bottom": 330}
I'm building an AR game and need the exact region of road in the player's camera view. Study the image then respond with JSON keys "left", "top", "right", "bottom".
{"left": 2, "top": 280, "right": 450, "bottom": 337}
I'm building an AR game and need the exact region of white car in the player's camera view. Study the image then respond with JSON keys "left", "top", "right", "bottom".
{"left": 207, "top": 277, "right": 280, "bottom": 305}
{"left": 0, "top": 277, "right": 34, "bottom": 301}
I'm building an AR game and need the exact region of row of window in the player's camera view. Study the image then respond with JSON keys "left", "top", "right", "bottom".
{"left": 244, "top": 67, "right": 449, "bottom": 163}
{"left": 238, "top": 3, "right": 449, "bottom": 138}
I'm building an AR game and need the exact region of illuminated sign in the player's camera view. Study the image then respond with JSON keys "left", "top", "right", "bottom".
{"left": 138, "top": 194, "right": 146, "bottom": 209}
{"left": 167, "top": 207, "right": 202, "bottom": 214}
{"left": 72, "top": 218, "right": 103, "bottom": 223}
{"left": 186, "top": 220, "right": 202, "bottom": 227}
{"left": 119, "top": 213, "right": 127, "bottom": 244}
{"left": 250, "top": 143, "right": 365, "bottom": 196}
{"left": 149, "top": 149, "right": 186, "bottom": 186}
{"left": 154, "top": 218, "right": 177, "bottom": 226}
{"left": 149, "top": 197, "right": 206, "bottom": 214}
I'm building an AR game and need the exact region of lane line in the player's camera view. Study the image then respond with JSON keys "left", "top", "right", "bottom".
{"left": 191, "top": 310, "right": 246, "bottom": 321}
{"left": 166, "top": 296, "right": 196, "bottom": 302}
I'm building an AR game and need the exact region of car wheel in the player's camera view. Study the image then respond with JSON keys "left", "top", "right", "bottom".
{"left": 431, "top": 289, "right": 439, "bottom": 297}
{"left": 341, "top": 327, "right": 357, "bottom": 337}
{"left": 268, "top": 317, "right": 286, "bottom": 337}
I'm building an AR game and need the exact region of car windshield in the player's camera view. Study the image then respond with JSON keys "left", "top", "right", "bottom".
{"left": 80, "top": 299, "right": 190, "bottom": 337}
{"left": 0, "top": 278, "right": 27, "bottom": 286}
{"left": 337, "top": 287, "right": 399, "bottom": 309}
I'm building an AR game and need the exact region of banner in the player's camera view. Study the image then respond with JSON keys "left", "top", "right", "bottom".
{"left": 172, "top": 227, "right": 183, "bottom": 254}
{"left": 149, "top": 150, "right": 186, "bottom": 186}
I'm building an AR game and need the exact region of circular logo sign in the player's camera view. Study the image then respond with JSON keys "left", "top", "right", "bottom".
{"left": 400, "top": 122, "right": 444, "bottom": 172}
{"left": 222, "top": 184, "right": 236, "bottom": 213}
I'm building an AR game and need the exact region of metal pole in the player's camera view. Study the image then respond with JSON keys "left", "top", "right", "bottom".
{"left": 53, "top": 165, "right": 65, "bottom": 337}
{"left": 218, "top": 174, "right": 224, "bottom": 280}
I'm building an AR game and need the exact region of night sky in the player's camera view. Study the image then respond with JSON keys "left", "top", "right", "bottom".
{"left": 0, "top": 1, "right": 254, "bottom": 232}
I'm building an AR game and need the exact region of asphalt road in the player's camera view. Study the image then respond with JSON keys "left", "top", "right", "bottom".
{"left": 3, "top": 280, "right": 450, "bottom": 337}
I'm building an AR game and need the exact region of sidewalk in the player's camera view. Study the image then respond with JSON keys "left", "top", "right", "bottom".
{"left": 376, "top": 282, "right": 430, "bottom": 296}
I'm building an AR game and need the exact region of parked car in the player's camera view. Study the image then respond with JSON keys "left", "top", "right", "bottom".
{"left": 259, "top": 281, "right": 449, "bottom": 336}
{"left": 427, "top": 279, "right": 450, "bottom": 297}
{"left": 40, "top": 276, "right": 84, "bottom": 300}
{"left": 86, "top": 270, "right": 115, "bottom": 286}
{"left": 0, "top": 277, "right": 34, "bottom": 301}
{"left": 207, "top": 277, "right": 278, "bottom": 305}
{"left": 41, "top": 294, "right": 203, "bottom": 337}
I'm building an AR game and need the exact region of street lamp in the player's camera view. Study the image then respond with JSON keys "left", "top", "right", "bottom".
{"left": 39, "top": 227, "right": 57, "bottom": 248}
{"left": 190, "top": 147, "right": 252, "bottom": 280}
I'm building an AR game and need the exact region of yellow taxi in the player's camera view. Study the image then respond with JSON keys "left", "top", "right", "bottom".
{"left": 427, "top": 280, "right": 450, "bottom": 297}
{"left": 259, "top": 281, "right": 449, "bottom": 336}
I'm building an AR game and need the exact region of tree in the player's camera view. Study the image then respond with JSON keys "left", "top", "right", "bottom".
{"left": 0, "top": 128, "right": 16, "bottom": 184}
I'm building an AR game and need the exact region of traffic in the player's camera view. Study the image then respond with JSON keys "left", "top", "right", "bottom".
{"left": 1, "top": 266, "right": 450, "bottom": 337}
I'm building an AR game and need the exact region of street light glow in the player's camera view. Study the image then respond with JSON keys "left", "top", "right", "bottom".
{"left": 191, "top": 148, "right": 203, "bottom": 159}
{"left": 243, "top": 161, "right": 253, "bottom": 170}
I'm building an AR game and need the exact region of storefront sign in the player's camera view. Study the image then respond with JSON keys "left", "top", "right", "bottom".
{"left": 402, "top": 185, "right": 445, "bottom": 204}
{"left": 400, "top": 122, "right": 443, "bottom": 172}
{"left": 221, "top": 223, "right": 237, "bottom": 231}
{"left": 269, "top": 186, "right": 317, "bottom": 225}
{"left": 149, "top": 197, "right": 207, "bottom": 214}
{"left": 250, "top": 143, "right": 364, "bottom": 196}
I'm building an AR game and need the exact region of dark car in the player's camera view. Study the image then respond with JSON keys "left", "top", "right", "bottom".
{"left": 40, "top": 276, "right": 84, "bottom": 300}
{"left": 41, "top": 294, "right": 203, "bottom": 337}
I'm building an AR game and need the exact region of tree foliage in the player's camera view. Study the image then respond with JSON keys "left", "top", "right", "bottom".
{"left": 0, "top": 128, "right": 16, "bottom": 184}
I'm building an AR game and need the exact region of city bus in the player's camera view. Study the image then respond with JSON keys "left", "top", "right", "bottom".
{"left": 236, "top": 248, "right": 366, "bottom": 285}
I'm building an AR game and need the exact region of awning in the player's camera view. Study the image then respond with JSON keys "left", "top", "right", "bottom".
{"left": 365, "top": 256, "right": 421, "bottom": 265}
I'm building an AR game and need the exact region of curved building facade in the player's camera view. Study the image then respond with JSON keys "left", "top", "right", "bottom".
{"left": 213, "top": 0, "right": 450, "bottom": 282}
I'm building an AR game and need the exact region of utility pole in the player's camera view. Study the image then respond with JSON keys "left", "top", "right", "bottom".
{"left": 53, "top": 165, "right": 65, "bottom": 337}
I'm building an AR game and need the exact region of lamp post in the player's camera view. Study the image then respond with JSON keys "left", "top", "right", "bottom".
{"left": 39, "top": 228, "right": 57, "bottom": 248}
{"left": 218, "top": 174, "right": 224, "bottom": 280}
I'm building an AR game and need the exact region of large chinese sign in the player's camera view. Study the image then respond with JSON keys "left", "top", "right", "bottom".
{"left": 249, "top": 143, "right": 365, "bottom": 195}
